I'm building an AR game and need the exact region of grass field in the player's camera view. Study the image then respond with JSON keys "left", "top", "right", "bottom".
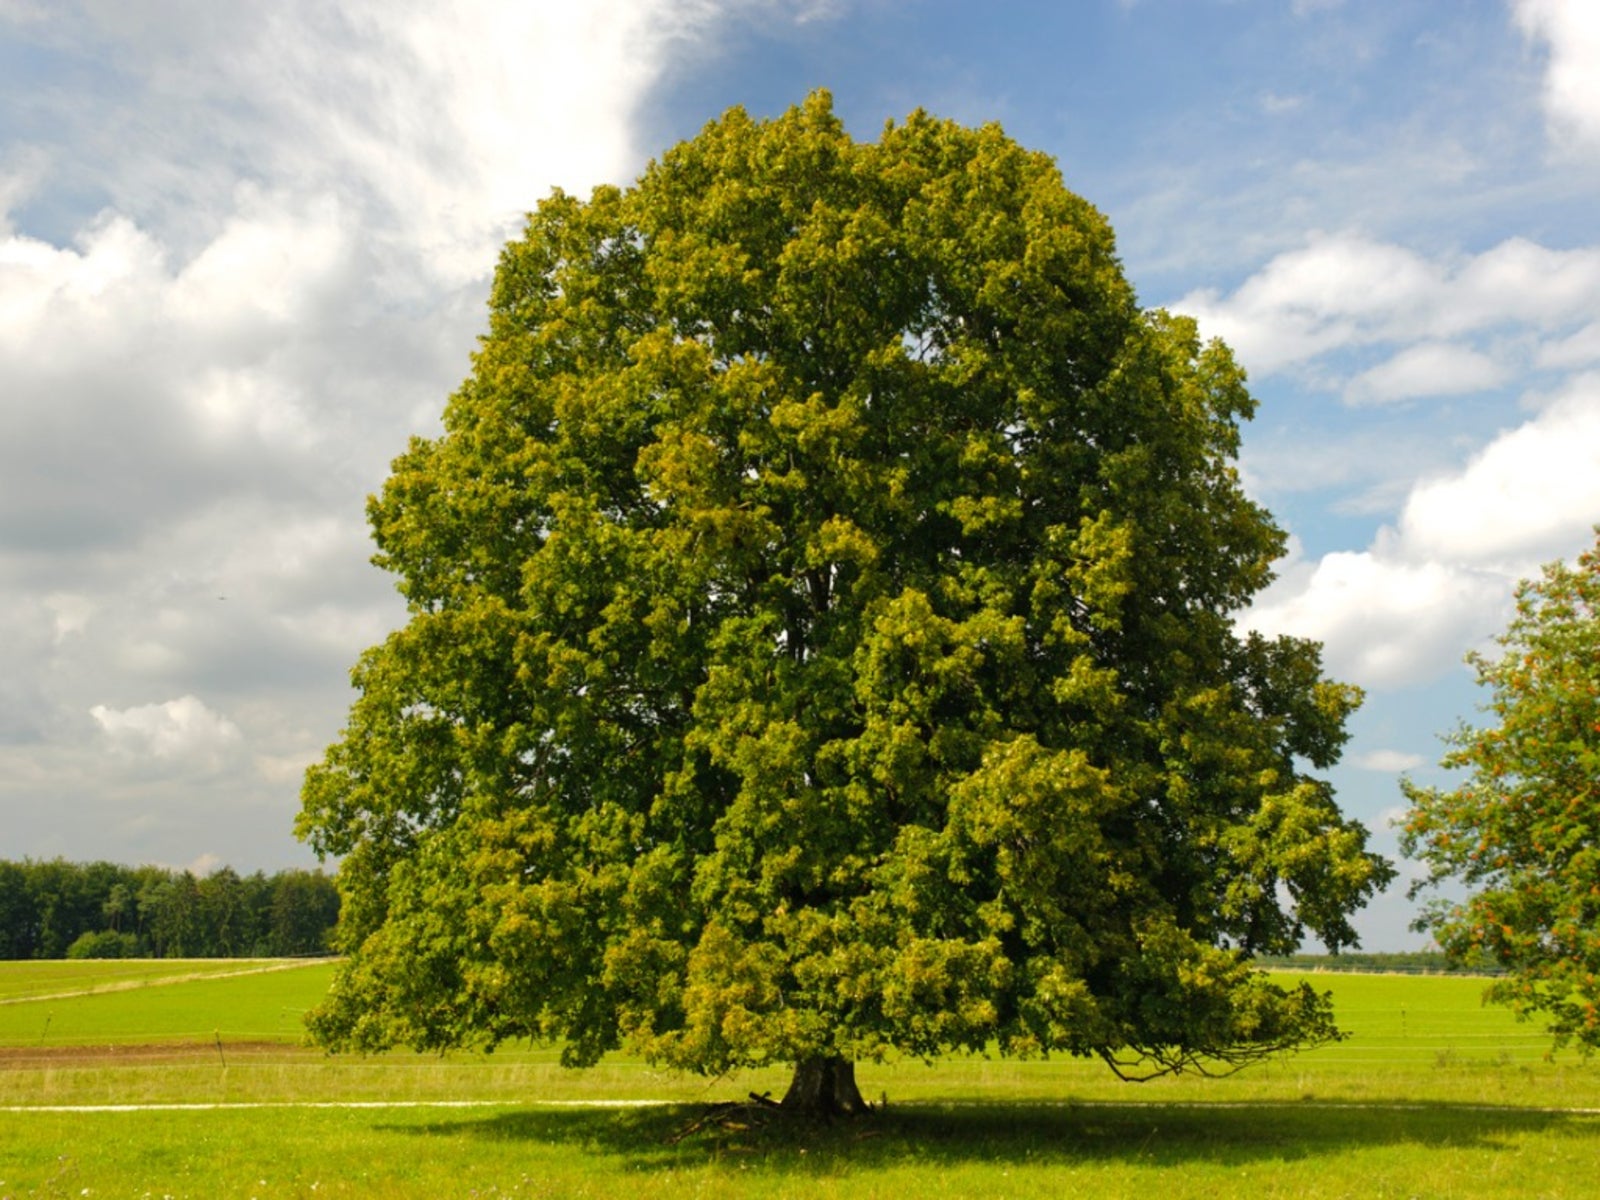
{"left": 0, "top": 960, "right": 336, "bottom": 1047}
{"left": 1, "top": 960, "right": 1597, "bottom": 1198}
{"left": 0, "top": 959, "right": 298, "bottom": 1003}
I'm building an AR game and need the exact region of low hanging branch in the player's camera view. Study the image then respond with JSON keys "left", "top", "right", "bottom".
{"left": 1099, "top": 1026, "right": 1350, "bottom": 1083}
{"left": 666, "top": 1094, "right": 783, "bottom": 1145}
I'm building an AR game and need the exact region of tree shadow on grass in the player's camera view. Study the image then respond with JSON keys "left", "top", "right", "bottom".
{"left": 377, "top": 1098, "right": 1600, "bottom": 1176}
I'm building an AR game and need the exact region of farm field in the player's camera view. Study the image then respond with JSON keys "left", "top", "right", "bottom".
{"left": 0, "top": 959, "right": 305, "bottom": 1003}
{"left": 1, "top": 960, "right": 1597, "bottom": 1197}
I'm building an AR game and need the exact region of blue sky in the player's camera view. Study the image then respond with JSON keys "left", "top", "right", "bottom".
{"left": 2, "top": 1, "right": 1597, "bottom": 950}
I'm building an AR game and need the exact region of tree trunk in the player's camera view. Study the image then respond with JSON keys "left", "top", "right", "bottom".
{"left": 780, "top": 1056, "right": 870, "bottom": 1117}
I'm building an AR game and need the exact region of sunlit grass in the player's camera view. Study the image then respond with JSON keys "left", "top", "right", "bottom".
{"left": 2, "top": 961, "right": 1597, "bottom": 1197}
{"left": 2, "top": 965, "right": 1585, "bottom": 1107}
{"left": 0, "top": 961, "right": 336, "bottom": 1045}
{"left": 5, "top": 1099, "right": 1599, "bottom": 1199}
{"left": 0, "top": 958, "right": 314, "bottom": 1002}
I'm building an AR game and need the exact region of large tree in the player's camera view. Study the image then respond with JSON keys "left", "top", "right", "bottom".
{"left": 298, "top": 93, "right": 1391, "bottom": 1113}
{"left": 1402, "top": 533, "right": 1600, "bottom": 1053}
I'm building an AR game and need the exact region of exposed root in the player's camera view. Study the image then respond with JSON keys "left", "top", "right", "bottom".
{"left": 665, "top": 1093, "right": 782, "bottom": 1144}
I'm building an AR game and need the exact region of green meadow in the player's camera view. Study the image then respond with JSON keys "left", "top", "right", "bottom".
{"left": 2, "top": 960, "right": 1597, "bottom": 1198}
{"left": 0, "top": 959, "right": 296, "bottom": 1003}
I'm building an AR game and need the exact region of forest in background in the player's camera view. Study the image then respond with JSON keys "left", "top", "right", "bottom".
{"left": 0, "top": 858, "right": 339, "bottom": 959}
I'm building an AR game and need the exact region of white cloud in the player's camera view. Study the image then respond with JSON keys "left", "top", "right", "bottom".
{"left": 1396, "top": 373, "right": 1600, "bottom": 568}
{"left": 1513, "top": 0, "right": 1600, "bottom": 153}
{"left": 1243, "top": 375, "right": 1600, "bottom": 689}
{"left": 1192, "top": 196, "right": 1600, "bottom": 693}
{"left": 4, "top": 1, "right": 742, "bottom": 286}
{"left": 0, "top": 216, "right": 168, "bottom": 361}
{"left": 90, "top": 695, "right": 242, "bottom": 760}
{"left": 0, "top": 0, "right": 789, "bottom": 566}
{"left": 0, "top": 0, "right": 808, "bottom": 870}
{"left": 1176, "top": 234, "right": 1439, "bottom": 374}
{"left": 0, "top": 199, "right": 364, "bottom": 552}
{"left": 1239, "top": 424, "right": 1463, "bottom": 509}
{"left": 1353, "top": 749, "right": 1427, "bottom": 772}
{"left": 243, "top": 1, "right": 668, "bottom": 284}
{"left": 1445, "top": 237, "right": 1600, "bottom": 334}
{"left": 1344, "top": 341, "right": 1509, "bottom": 405}
{"left": 0, "top": 140, "right": 46, "bottom": 201}
{"left": 168, "top": 191, "right": 353, "bottom": 340}
{"left": 1176, "top": 234, "right": 1600, "bottom": 381}
{"left": 1536, "top": 320, "right": 1600, "bottom": 369}
{"left": 186, "top": 852, "right": 224, "bottom": 877}
{"left": 1243, "top": 546, "right": 1509, "bottom": 689}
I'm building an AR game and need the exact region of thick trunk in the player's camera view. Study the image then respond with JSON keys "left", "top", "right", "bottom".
{"left": 780, "top": 1056, "right": 870, "bottom": 1117}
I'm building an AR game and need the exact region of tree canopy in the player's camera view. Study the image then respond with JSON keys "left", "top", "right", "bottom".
{"left": 1402, "top": 532, "right": 1600, "bottom": 1053}
{"left": 297, "top": 92, "right": 1391, "bottom": 1110}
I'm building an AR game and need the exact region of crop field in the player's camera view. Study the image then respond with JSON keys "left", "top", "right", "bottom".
{"left": 1, "top": 961, "right": 1597, "bottom": 1198}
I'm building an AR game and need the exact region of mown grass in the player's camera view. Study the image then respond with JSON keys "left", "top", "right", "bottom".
{"left": 0, "top": 958, "right": 308, "bottom": 1002}
{"left": 6, "top": 1098, "right": 1599, "bottom": 1199}
{"left": 1, "top": 961, "right": 1597, "bottom": 1198}
{"left": 0, "top": 961, "right": 336, "bottom": 1045}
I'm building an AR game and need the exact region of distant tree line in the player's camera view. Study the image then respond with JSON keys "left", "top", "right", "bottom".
{"left": 0, "top": 859, "right": 339, "bottom": 959}
{"left": 1256, "top": 950, "right": 1503, "bottom": 976}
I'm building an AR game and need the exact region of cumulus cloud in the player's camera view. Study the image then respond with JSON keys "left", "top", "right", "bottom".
{"left": 1190, "top": 215, "right": 1600, "bottom": 694}
{"left": 0, "top": 0, "right": 832, "bottom": 869}
{"left": 1513, "top": 0, "right": 1600, "bottom": 153}
{"left": 0, "top": 199, "right": 373, "bottom": 558}
{"left": 90, "top": 695, "right": 242, "bottom": 761}
{"left": 1243, "top": 376, "right": 1600, "bottom": 689}
{"left": 2, "top": 2, "right": 694, "bottom": 276}
{"left": 1396, "top": 374, "right": 1600, "bottom": 567}
{"left": 1243, "top": 544, "right": 1510, "bottom": 689}
{"left": 1176, "top": 234, "right": 1600, "bottom": 381}
{"left": 1178, "top": 235, "right": 1431, "bottom": 374}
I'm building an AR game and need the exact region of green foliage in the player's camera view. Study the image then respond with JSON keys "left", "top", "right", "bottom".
{"left": 65, "top": 929, "right": 141, "bottom": 959}
{"left": 1402, "top": 531, "right": 1600, "bottom": 1051}
{"left": 300, "top": 93, "right": 1390, "bottom": 1081}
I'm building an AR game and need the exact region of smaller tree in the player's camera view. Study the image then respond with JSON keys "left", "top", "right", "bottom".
{"left": 66, "top": 929, "right": 140, "bottom": 959}
{"left": 1401, "top": 532, "right": 1600, "bottom": 1051}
